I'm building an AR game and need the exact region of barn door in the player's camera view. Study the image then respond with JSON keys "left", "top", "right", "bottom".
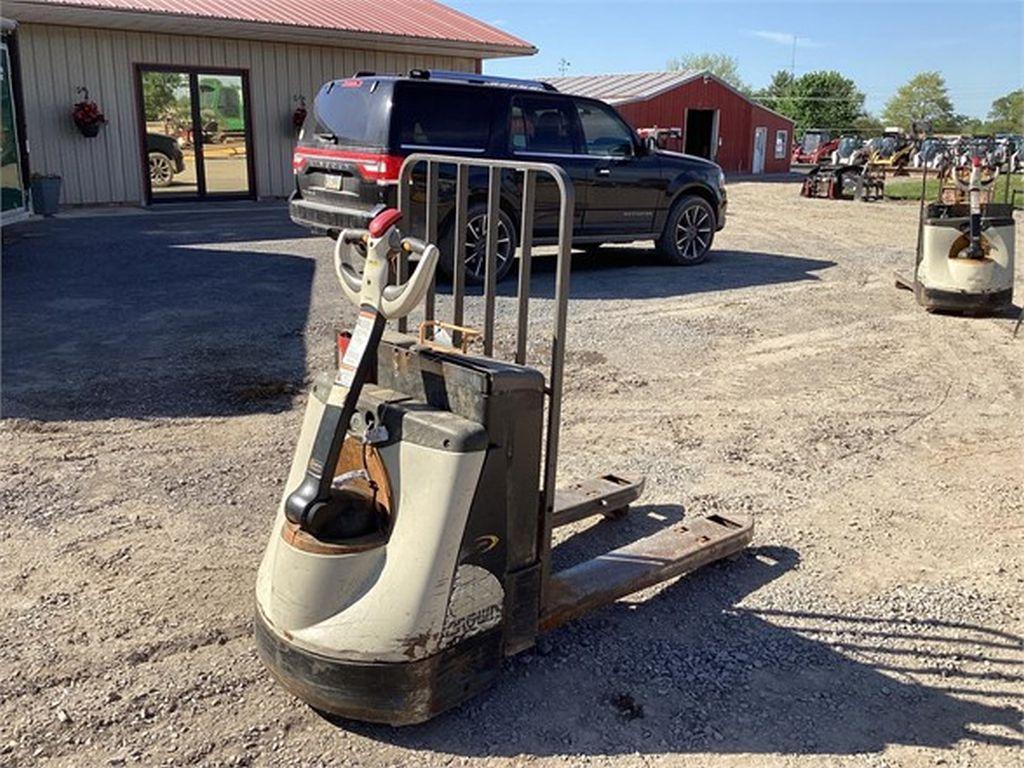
{"left": 752, "top": 127, "right": 767, "bottom": 174}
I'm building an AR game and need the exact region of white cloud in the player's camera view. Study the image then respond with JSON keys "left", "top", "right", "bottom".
{"left": 749, "top": 30, "right": 824, "bottom": 48}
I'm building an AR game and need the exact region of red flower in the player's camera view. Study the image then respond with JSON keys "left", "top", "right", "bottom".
{"left": 72, "top": 100, "right": 106, "bottom": 127}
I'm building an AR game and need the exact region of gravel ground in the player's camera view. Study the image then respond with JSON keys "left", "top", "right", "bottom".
{"left": 2, "top": 182, "right": 1022, "bottom": 768}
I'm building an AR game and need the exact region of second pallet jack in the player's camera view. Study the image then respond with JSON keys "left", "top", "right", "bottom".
{"left": 895, "top": 156, "right": 1016, "bottom": 313}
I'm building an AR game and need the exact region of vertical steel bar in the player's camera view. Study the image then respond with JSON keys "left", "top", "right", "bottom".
{"left": 483, "top": 166, "right": 501, "bottom": 356}
{"left": 914, "top": 162, "right": 928, "bottom": 268}
{"left": 452, "top": 164, "right": 469, "bottom": 346}
{"left": 515, "top": 169, "right": 536, "bottom": 365}
{"left": 538, "top": 167, "right": 576, "bottom": 608}
{"left": 424, "top": 160, "right": 439, "bottom": 331}
{"left": 396, "top": 159, "right": 413, "bottom": 333}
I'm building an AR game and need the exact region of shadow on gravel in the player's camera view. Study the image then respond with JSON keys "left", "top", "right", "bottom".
{"left": 334, "top": 529, "right": 1022, "bottom": 757}
{"left": 2, "top": 208, "right": 313, "bottom": 421}
{"left": 437, "top": 248, "right": 835, "bottom": 301}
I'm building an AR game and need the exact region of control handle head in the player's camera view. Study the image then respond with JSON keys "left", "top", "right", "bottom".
{"left": 368, "top": 208, "right": 402, "bottom": 239}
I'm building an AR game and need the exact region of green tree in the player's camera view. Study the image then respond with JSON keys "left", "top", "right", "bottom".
{"left": 754, "top": 69, "right": 797, "bottom": 116}
{"left": 142, "top": 72, "right": 185, "bottom": 121}
{"left": 667, "top": 53, "right": 748, "bottom": 93}
{"left": 881, "top": 72, "right": 957, "bottom": 132}
{"left": 852, "top": 114, "right": 884, "bottom": 134}
{"left": 957, "top": 115, "right": 987, "bottom": 135}
{"left": 757, "top": 70, "right": 865, "bottom": 133}
{"left": 987, "top": 89, "right": 1023, "bottom": 133}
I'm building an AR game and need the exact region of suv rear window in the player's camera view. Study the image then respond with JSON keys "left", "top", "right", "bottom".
{"left": 305, "top": 79, "right": 390, "bottom": 149}
{"left": 393, "top": 83, "right": 493, "bottom": 151}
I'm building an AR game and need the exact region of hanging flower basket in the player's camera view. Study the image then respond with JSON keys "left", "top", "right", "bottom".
{"left": 72, "top": 98, "right": 106, "bottom": 138}
{"left": 291, "top": 95, "right": 307, "bottom": 133}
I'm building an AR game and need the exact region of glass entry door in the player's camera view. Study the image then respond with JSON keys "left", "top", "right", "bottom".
{"left": 139, "top": 67, "right": 253, "bottom": 201}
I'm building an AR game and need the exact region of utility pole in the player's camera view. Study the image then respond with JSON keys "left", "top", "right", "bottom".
{"left": 558, "top": 57, "right": 570, "bottom": 77}
{"left": 790, "top": 35, "right": 798, "bottom": 75}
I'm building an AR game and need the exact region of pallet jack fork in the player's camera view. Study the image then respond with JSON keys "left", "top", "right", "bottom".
{"left": 254, "top": 155, "right": 752, "bottom": 726}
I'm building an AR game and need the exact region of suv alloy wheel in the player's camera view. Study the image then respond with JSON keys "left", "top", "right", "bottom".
{"left": 149, "top": 151, "right": 175, "bottom": 188}
{"left": 657, "top": 195, "right": 716, "bottom": 265}
{"left": 439, "top": 202, "right": 517, "bottom": 285}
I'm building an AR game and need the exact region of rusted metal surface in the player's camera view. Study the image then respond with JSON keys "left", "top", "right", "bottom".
{"left": 551, "top": 473, "right": 645, "bottom": 528}
{"left": 281, "top": 521, "right": 387, "bottom": 556}
{"left": 417, "top": 320, "right": 481, "bottom": 353}
{"left": 540, "top": 513, "right": 754, "bottom": 632}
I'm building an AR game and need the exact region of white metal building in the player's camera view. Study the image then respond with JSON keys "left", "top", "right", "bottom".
{"left": 1, "top": 0, "right": 534, "bottom": 207}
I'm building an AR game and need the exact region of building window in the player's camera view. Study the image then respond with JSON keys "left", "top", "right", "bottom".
{"left": 775, "top": 129, "right": 788, "bottom": 159}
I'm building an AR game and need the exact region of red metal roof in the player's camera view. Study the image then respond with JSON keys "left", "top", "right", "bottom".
{"left": 17, "top": 0, "right": 534, "bottom": 51}
{"left": 547, "top": 70, "right": 794, "bottom": 124}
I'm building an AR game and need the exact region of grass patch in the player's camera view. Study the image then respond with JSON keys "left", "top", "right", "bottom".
{"left": 885, "top": 173, "right": 1023, "bottom": 203}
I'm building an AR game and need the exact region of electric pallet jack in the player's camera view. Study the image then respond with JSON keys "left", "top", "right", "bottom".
{"left": 895, "top": 156, "right": 1016, "bottom": 313}
{"left": 254, "top": 207, "right": 753, "bottom": 725}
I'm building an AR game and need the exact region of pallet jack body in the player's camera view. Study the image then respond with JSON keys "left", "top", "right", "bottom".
{"left": 895, "top": 159, "right": 1016, "bottom": 314}
{"left": 255, "top": 159, "right": 752, "bottom": 726}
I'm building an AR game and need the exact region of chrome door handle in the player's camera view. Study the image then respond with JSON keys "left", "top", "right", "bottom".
{"left": 596, "top": 168, "right": 611, "bottom": 176}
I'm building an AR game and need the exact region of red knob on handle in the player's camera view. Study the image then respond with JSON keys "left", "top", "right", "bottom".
{"left": 368, "top": 208, "right": 402, "bottom": 238}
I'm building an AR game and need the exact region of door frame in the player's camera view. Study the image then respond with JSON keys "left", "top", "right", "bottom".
{"left": 752, "top": 126, "right": 768, "bottom": 174}
{"left": 1, "top": 37, "right": 31, "bottom": 223}
{"left": 134, "top": 63, "right": 257, "bottom": 204}
{"left": 710, "top": 109, "right": 720, "bottom": 161}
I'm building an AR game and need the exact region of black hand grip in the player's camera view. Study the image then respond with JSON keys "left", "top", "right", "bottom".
{"left": 284, "top": 311, "right": 388, "bottom": 530}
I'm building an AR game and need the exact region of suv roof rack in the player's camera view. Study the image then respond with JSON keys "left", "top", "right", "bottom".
{"left": 407, "top": 69, "right": 558, "bottom": 92}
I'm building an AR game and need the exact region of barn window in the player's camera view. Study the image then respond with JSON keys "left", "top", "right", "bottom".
{"left": 775, "top": 129, "right": 788, "bottom": 159}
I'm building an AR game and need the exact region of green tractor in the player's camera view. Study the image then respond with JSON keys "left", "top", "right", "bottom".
{"left": 198, "top": 77, "right": 245, "bottom": 142}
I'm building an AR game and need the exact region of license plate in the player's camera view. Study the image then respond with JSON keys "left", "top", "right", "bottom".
{"left": 324, "top": 174, "right": 342, "bottom": 191}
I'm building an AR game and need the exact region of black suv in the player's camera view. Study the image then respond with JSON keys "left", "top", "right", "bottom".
{"left": 290, "top": 70, "right": 727, "bottom": 282}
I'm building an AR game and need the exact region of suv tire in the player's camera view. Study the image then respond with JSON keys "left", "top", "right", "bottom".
{"left": 438, "top": 202, "right": 517, "bottom": 285}
{"left": 149, "top": 151, "right": 175, "bottom": 188}
{"left": 656, "top": 195, "right": 716, "bottom": 265}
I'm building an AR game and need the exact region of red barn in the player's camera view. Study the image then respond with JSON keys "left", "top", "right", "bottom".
{"left": 546, "top": 71, "right": 793, "bottom": 175}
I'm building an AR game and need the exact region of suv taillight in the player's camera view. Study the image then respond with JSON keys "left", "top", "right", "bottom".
{"left": 291, "top": 147, "right": 403, "bottom": 184}
{"left": 354, "top": 154, "right": 404, "bottom": 183}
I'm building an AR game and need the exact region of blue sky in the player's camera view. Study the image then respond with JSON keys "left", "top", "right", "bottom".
{"left": 450, "top": 0, "right": 1023, "bottom": 119}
